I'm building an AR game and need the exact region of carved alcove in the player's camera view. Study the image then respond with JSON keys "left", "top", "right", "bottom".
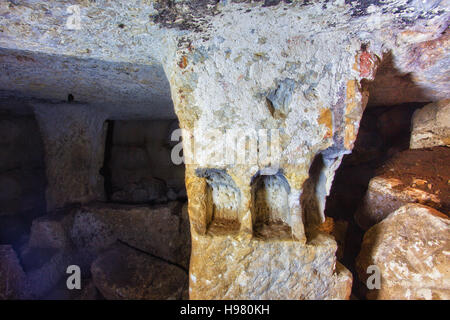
{"left": 251, "top": 171, "right": 292, "bottom": 239}
{"left": 195, "top": 168, "right": 241, "bottom": 235}
{"left": 101, "top": 119, "right": 185, "bottom": 204}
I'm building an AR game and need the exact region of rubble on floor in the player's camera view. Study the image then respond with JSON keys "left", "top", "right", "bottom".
{"left": 91, "top": 243, "right": 188, "bottom": 300}
{"left": 0, "top": 201, "right": 190, "bottom": 300}
{"left": 355, "top": 146, "right": 450, "bottom": 230}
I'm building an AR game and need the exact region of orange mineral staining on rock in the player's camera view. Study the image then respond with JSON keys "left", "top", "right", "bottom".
{"left": 359, "top": 50, "right": 376, "bottom": 79}
{"left": 178, "top": 55, "right": 188, "bottom": 69}
{"left": 344, "top": 80, "right": 359, "bottom": 150}
{"left": 318, "top": 108, "right": 333, "bottom": 139}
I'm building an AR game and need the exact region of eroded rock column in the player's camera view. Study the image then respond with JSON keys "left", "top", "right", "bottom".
{"left": 33, "top": 103, "right": 107, "bottom": 211}
{"left": 166, "top": 4, "right": 379, "bottom": 299}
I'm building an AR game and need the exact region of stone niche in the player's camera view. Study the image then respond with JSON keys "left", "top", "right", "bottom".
{"left": 103, "top": 120, "right": 186, "bottom": 204}
{"left": 251, "top": 171, "right": 293, "bottom": 239}
{"left": 195, "top": 168, "right": 242, "bottom": 235}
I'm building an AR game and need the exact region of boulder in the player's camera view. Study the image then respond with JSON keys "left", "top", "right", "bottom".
{"left": 91, "top": 243, "right": 187, "bottom": 300}
{"left": 355, "top": 147, "right": 449, "bottom": 230}
{"left": 189, "top": 232, "right": 352, "bottom": 300}
{"left": 43, "top": 278, "right": 101, "bottom": 300}
{"left": 70, "top": 201, "right": 190, "bottom": 268}
{"left": 15, "top": 207, "right": 98, "bottom": 298}
{"left": 70, "top": 208, "right": 116, "bottom": 258}
{"left": 19, "top": 246, "right": 59, "bottom": 272}
{"left": 356, "top": 204, "right": 450, "bottom": 300}
{"left": 28, "top": 213, "right": 73, "bottom": 250}
{"left": 0, "top": 245, "right": 29, "bottom": 299}
{"left": 26, "top": 250, "right": 76, "bottom": 298}
{"left": 12, "top": 201, "right": 189, "bottom": 299}
{"left": 330, "top": 262, "right": 353, "bottom": 300}
{"left": 410, "top": 99, "right": 450, "bottom": 149}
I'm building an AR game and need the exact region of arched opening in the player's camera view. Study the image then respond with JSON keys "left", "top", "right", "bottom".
{"left": 251, "top": 171, "right": 291, "bottom": 239}
{"left": 100, "top": 119, "right": 186, "bottom": 204}
{"left": 196, "top": 168, "right": 241, "bottom": 235}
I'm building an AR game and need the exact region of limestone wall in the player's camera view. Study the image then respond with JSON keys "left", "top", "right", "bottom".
{"left": 0, "top": 114, "right": 46, "bottom": 219}
{"left": 108, "top": 120, "right": 186, "bottom": 203}
{"left": 32, "top": 103, "right": 107, "bottom": 211}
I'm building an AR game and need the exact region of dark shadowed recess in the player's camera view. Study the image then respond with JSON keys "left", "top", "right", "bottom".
{"left": 325, "top": 101, "right": 428, "bottom": 298}
{"left": 323, "top": 47, "right": 437, "bottom": 298}
{"left": 100, "top": 119, "right": 186, "bottom": 205}
{"left": 0, "top": 105, "right": 47, "bottom": 250}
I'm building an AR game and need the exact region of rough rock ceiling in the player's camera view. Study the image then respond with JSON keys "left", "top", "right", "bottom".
{"left": 0, "top": 47, "right": 175, "bottom": 119}
{"left": 0, "top": 0, "right": 177, "bottom": 119}
{"left": 0, "top": 0, "right": 448, "bottom": 117}
{"left": 0, "top": 0, "right": 449, "bottom": 115}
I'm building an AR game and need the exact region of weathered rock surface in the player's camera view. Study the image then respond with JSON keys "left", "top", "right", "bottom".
{"left": 6, "top": 201, "right": 189, "bottom": 299}
{"left": 355, "top": 146, "right": 450, "bottom": 230}
{"left": 0, "top": 115, "right": 46, "bottom": 221}
{"left": 109, "top": 120, "right": 186, "bottom": 200}
{"left": 110, "top": 179, "right": 167, "bottom": 204}
{"left": 1, "top": 0, "right": 449, "bottom": 301}
{"left": 33, "top": 103, "right": 107, "bottom": 211}
{"left": 91, "top": 243, "right": 187, "bottom": 300}
{"left": 357, "top": 204, "right": 450, "bottom": 300}
{"left": 28, "top": 213, "right": 74, "bottom": 250}
{"left": 410, "top": 99, "right": 450, "bottom": 149}
{"left": 26, "top": 250, "right": 81, "bottom": 298}
{"left": 168, "top": 1, "right": 448, "bottom": 299}
{"left": 0, "top": 245, "right": 29, "bottom": 299}
{"left": 316, "top": 217, "right": 348, "bottom": 261}
{"left": 43, "top": 278, "right": 101, "bottom": 300}
{"left": 1, "top": 1, "right": 448, "bottom": 106}
{"left": 189, "top": 232, "right": 351, "bottom": 300}
{"left": 70, "top": 201, "right": 190, "bottom": 269}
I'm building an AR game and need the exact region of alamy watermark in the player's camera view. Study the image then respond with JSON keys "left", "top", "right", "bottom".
{"left": 366, "top": 265, "right": 381, "bottom": 290}
{"left": 66, "top": 5, "right": 81, "bottom": 30}
{"left": 170, "top": 128, "right": 282, "bottom": 174}
{"left": 66, "top": 265, "right": 81, "bottom": 290}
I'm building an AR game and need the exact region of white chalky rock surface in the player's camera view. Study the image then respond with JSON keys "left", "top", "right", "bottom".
{"left": 357, "top": 204, "right": 450, "bottom": 300}
{"left": 410, "top": 99, "right": 450, "bottom": 149}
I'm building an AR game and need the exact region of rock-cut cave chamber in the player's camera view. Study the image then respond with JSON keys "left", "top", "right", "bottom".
{"left": 0, "top": 0, "right": 449, "bottom": 301}
{"left": 0, "top": 47, "right": 190, "bottom": 299}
